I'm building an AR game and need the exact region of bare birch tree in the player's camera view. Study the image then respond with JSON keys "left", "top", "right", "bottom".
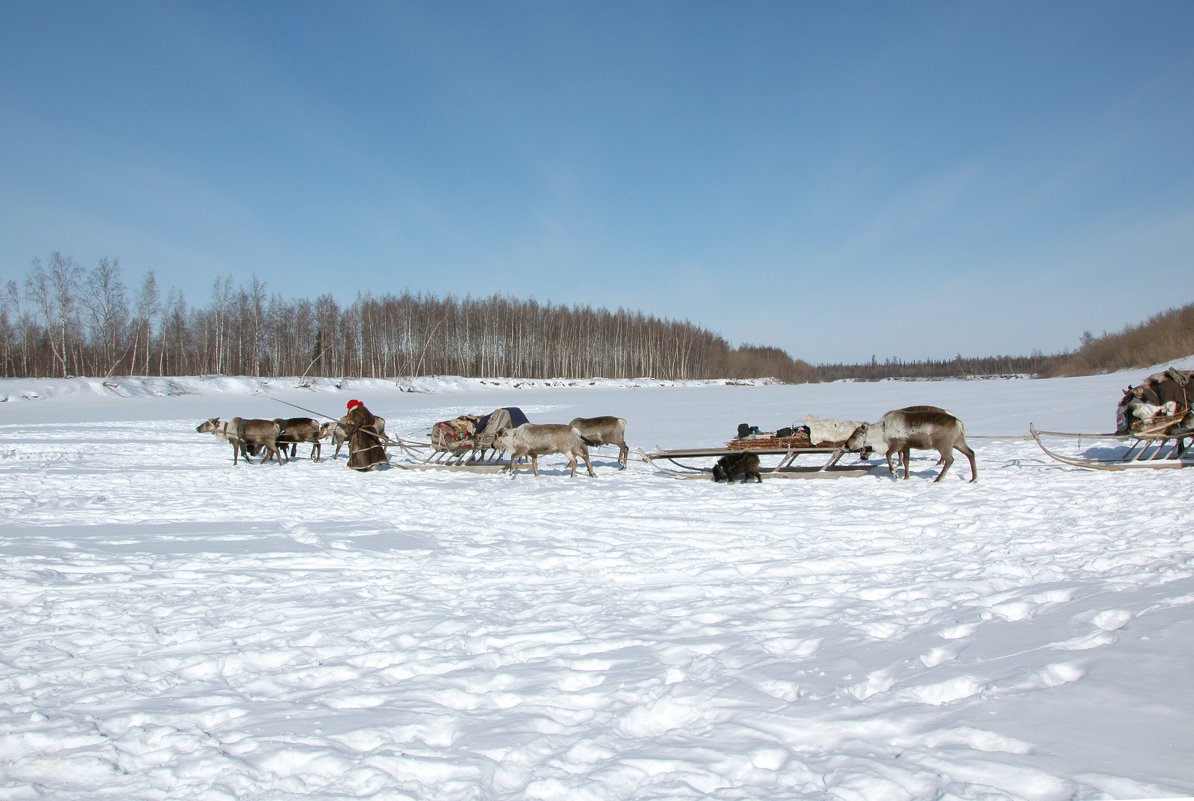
{"left": 80, "top": 257, "right": 128, "bottom": 376}
{"left": 26, "top": 253, "right": 83, "bottom": 378}
{"left": 130, "top": 271, "right": 159, "bottom": 375}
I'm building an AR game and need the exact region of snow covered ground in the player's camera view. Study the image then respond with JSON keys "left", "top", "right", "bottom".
{"left": 1, "top": 364, "right": 1192, "bottom": 801}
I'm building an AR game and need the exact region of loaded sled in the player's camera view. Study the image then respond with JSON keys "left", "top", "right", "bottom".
{"left": 1030, "top": 366, "right": 1194, "bottom": 470}
{"left": 643, "top": 419, "right": 876, "bottom": 479}
{"left": 393, "top": 407, "right": 529, "bottom": 472}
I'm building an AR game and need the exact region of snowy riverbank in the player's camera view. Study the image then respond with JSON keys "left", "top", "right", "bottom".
{"left": 1, "top": 364, "right": 1192, "bottom": 800}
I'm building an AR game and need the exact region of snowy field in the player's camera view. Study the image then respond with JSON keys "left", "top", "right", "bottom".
{"left": 1, "top": 364, "right": 1192, "bottom": 801}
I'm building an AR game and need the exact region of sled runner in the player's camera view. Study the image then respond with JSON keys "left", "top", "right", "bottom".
{"left": 1029, "top": 424, "right": 1193, "bottom": 471}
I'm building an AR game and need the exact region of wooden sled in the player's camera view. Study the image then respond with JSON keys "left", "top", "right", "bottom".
{"left": 642, "top": 442, "right": 877, "bottom": 479}
{"left": 1029, "top": 423, "right": 1193, "bottom": 471}
{"left": 388, "top": 407, "right": 533, "bottom": 473}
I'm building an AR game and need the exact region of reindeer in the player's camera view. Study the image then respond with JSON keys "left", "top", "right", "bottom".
{"left": 493, "top": 424, "right": 596, "bottom": 477}
{"left": 274, "top": 417, "right": 321, "bottom": 461}
{"left": 845, "top": 406, "right": 976, "bottom": 482}
{"left": 196, "top": 417, "right": 283, "bottom": 465}
{"left": 568, "top": 416, "right": 629, "bottom": 468}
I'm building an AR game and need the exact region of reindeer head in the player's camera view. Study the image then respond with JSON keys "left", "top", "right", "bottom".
{"left": 843, "top": 423, "right": 868, "bottom": 452}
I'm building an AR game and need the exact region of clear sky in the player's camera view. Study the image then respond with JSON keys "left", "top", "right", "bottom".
{"left": 2, "top": 1, "right": 1192, "bottom": 365}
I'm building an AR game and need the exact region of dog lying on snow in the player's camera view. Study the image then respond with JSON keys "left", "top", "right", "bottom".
{"left": 712, "top": 452, "right": 762, "bottom": 484}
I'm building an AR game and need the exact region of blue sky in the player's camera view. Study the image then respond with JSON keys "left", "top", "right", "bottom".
{"left": 2, "top": 1, "right": 1192, "bottom": 364}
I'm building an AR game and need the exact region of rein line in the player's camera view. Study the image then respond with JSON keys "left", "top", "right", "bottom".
{"left": 267, "top": 396, "right": 340, "bottom": 421}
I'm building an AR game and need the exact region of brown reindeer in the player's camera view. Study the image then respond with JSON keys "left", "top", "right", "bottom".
{"left": 274, "top": 417, "right": 321, "bottom": 462}
{"left": 845, "top": 406, "right": 976, "bottom": 482}
{"left": 493, "top": 424, "right": 596, "bottom": 477}
{"left": 569, "top": 416, "right": 629, "bottom": 468}
{"left": 197, "top": 417, "right": 283, "bottom": 465}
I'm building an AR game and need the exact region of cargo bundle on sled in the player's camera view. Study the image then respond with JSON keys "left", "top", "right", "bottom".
{"left": 1031, "top": 366, "right": 1193, "bottom": 470}
{"left": 393, "top": 407, "right": 530, "bottom": 472}
{"left": 643, "top": 415, "right": 876, "bottom": 479}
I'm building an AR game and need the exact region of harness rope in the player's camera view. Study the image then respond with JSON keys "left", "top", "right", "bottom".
{"left": 268, "top": 396, "right": 339, "bottom": 421}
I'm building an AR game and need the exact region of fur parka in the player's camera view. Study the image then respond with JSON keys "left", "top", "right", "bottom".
{"left": 345, "top": 404, "right": 387, "bottom": 471}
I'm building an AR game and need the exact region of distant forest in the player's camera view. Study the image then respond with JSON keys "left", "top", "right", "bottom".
{"left": 1043, "top": 302, "right": 1194, "bottom": 377}
{"left": 3, "top": 254, "right": 1190, "bottom": 383}
{"left": 1, "top": 253, "right": 817, "bottom": 382}
{"left": 814, "top": 353, "right": 1060, "bottom": 382}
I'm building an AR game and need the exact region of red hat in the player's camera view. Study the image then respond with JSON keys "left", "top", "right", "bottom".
{"left": 347, "top": 399, "right": 364, "bottom": 412}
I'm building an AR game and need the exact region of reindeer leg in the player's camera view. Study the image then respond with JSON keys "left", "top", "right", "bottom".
{"left": 934, "top": 449, "right": 954, "bottom": 482}
{"left": 958, "top": 441, "right": 978, "bottom": 482}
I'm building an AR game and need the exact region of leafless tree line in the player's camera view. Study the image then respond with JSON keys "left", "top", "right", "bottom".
{"left": 2, "top": 253, "right": 818, "bottom": 382}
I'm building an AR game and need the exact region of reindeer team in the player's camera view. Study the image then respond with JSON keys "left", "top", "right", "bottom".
{"left": 197, "top": 401, "right": 986, "bottom": 482}
{"left": 197, "top": 411, "right": 630, "bottom": 474}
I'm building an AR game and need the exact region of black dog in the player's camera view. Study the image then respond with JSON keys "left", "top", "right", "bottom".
{"left": 712, "top": 452, "right": 762, "bottom": 483}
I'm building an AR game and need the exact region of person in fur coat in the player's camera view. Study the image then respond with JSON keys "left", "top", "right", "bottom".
{"left": 344, "top": 399, "right": 387, "bottom": 471}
